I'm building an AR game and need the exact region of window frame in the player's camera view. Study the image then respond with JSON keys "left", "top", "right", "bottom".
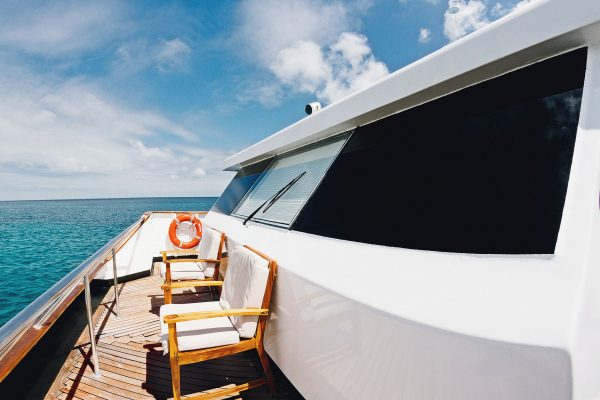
{"left": 210, "top": 157, "right": 274, "bottom": 216}
{"left": 231, "top": 130, "right": 354, "bottom": 229}
{"left": 290, "top": 48, "right": 587, "bottom": 254}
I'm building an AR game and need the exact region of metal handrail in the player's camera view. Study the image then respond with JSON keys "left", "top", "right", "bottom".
{"left": 0, "top": 212, "right": 150, "bottom": 375}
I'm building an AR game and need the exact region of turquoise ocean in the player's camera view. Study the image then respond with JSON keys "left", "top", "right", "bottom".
{"left": 0, "top": 197, "right": 216, "bottom": 327}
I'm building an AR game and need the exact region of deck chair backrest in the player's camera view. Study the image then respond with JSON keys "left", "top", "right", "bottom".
{"left": 219, "top": 246, "right": 270, "bottom": 338}
{"left": 224, "top": 236, "right": 242, "bottom": 254}
{"left": 198, "top": 228, "right": 224, "bottom": 277}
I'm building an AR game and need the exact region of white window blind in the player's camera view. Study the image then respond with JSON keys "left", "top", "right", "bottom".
{"left": 232, "top": 134, "right": 348, "bottom": 226}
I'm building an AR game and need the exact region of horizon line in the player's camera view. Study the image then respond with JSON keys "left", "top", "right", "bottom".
{"left": 0, "top": 195, "right": 220, "bottom": 203}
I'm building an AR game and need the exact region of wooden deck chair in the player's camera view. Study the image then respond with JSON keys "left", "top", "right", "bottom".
{"left": 159, "top": 245, "right": 277, "bottom": 400}
{"left": 160, "top": 227, "right": 226, "bottom": 304}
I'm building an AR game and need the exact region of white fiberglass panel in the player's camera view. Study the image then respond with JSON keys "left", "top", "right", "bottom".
{"left": 232, "top": 134, "right": 347, "bottom": 226}
{"left": 95, "top": 213, "right": 195, "bottom": 279}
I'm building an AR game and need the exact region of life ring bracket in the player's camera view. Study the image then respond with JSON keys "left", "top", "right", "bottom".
{"left": 168, "top": 214, "right": 202, "bottom": 249}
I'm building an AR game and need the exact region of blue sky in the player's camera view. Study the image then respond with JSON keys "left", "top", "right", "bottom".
{"left": 0, "top": 0, "right": 534, "bottom": 200}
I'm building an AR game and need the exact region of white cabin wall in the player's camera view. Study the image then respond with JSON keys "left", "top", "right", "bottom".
{"left": 95, "top": 213, "right": 181, "bottom": 280}
{"left": 206, "top": 212, "right": 578, "bottom": 347}
{"left": 568, "top": 43, "right": 600, "bottom": 400}
{"left": 202, "top": 45, "right": 600, "bottom": 400}
{"left": 205, "top": 210, "right": 580, "bottom": 399}
{"left": 267, "top": 265, "right": 570, "bottom": 400}
{"left": 204, "top": 59, "right": 600, "bottom": 393}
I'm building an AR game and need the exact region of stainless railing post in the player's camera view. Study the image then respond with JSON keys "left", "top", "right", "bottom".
{"left": 84, "top": 274, "right": 101, "bottom": 378}
{"left": 111, "top": 248, "right": 121, "bottom": 317}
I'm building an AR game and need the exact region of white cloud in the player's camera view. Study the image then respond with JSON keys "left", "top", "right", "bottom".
{"left": 445, "top": 0, "right": 542, "bottom": 42}
{"left": 192, "top": 167, "right": 207, "bottom": 178}
{"left": 0, "top": 2, "right": 193, "bottom": 76}
{"left": 331, "top": 32, "right": 373, "bottom": 67}
{"left": 443, "top": 0, "right": 489, "bottom": 42}
{"left": 235, "top": 81, "right": 285, "bottom": 108}
{"left": 236, "top": 0, "right": 354, "bottom": 65}
{"left": 399, "top": 0, "right": 440, "bottom": 4}
{"left": 491, "top": 0, "right": 538, "bottom": 18}
{"left": 418, "top": 28, "right": 432, "bottom": 43}
{"left": 128, "top": 140, "right": 173, "bottom": 160}
{"left": 511, "top": 0, "right": 539, "bottom": 13}
{"left": 490, "top": 2, "right": 510, "bottom": 17}
{"left": 269, "top": 32, "right": 388, "bottom": 104}
{"left": 156, "top": 39, "right": 191, "bottom": 72}
{"left": 114, "top": 37, "right": 192, "bottom": 74}
{"left": 0, "top": 64, "right": 233, "bottom": 200}
{"left": 236, "top": 1, "right": 387, "bottom": 106}
{"left": 0, "top": 1, "right": 125, "bottom": 55}
{"left": 270, "top": 41, "right": 330, "bottom": 93}
{"left": 320, "top": 33, "right": 388, "bottom": 103}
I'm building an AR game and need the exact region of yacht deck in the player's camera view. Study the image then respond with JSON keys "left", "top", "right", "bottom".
{"left": 46, "top": 275, "right": 279, "bottom": 400}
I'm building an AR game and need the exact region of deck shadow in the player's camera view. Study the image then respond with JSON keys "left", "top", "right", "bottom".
{"left": 46, "top": 275, "right": 303, "bottom": 399}
{"left": 143, "top": 344, "right": 272, "bottom": 400}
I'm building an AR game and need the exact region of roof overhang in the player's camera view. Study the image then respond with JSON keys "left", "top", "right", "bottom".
{"left": 225, "top": 0, "right": 600, "bottom": 171}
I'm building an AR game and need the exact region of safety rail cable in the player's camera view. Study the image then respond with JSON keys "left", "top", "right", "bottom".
{"left": 0, "top": 212, "right": 150, "bottom": 377}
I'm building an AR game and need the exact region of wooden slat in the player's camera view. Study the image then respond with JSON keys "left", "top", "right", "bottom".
{"left": 45, "top": 275, "right": 273, "bottom": 400}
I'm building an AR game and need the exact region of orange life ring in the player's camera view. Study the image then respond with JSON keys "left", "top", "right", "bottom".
{"left": 169, "top": 214, "right": 202, "bottom": 249}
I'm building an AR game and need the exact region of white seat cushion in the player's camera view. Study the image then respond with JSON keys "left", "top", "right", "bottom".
{"left": 160, "top": 262, "right": 206, "bottom": 281}
{"left": 160, "top": 228, "right": 222, "bottom": 280}
{"left": 196, "top": 228, "right": 223, "bottom": 278}
{"left": 219, "top": 247, "right": 269, "bottom": 338}
{"left": 224, "top": 237, "right": 242, "bottom": 254}
{"left": 160, "top": 301, "right": 239, "bottom": 354}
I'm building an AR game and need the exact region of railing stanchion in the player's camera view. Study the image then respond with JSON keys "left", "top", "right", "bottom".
{"left": 111, "top": 248, "right": 121, "bottom": 318}
{"left": 84, "top": 274, "right": 101, "bottom": 378}
{"left": 0, "top": 214, "right": 154, "bottom": 381}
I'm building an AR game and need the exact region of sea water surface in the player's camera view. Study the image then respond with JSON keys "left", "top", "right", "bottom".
{"left": 0, "top": 197, "right": 216, "bottom": 327}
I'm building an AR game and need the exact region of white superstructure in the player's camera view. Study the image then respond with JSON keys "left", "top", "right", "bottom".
{"left": 208, "top": 1, "right": 600, "bottom": 399}
{"left": 96, "top": 1, "right": 600, "bottom": 398}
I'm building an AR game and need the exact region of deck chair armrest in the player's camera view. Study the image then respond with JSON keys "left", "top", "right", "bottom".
{"left": 194, "top": 259, "right": 219, "bottom": 263}
{"left": 164, "top": 308, "right": 269, "bottom": 324}
{"left": 163, "top": 258, "right": 205, "bottom": 264}
{"left": 161, "top": 280, "right": 223, "bottom": 290}
{"left": 161, "top": 249, "right": 200, "bottom": 255}
{"left": 161, "top": 249, "right": 200, "bottom": 262}
{"left": 162, "top": 257, "right": 218, "bottom": 264}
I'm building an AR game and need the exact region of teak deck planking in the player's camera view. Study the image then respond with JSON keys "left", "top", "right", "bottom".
{"left": 45, "top": 275, "right": 275, "bottom": 400}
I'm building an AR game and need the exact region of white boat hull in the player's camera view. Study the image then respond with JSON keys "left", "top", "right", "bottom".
{"left": 205, "top": 212, "right": 576, "bottom": 399}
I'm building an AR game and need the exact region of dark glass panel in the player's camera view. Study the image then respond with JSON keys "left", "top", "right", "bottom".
{"left": 211, "top": 158, "right": 273, "bottom": 215}
{"left": 293, "top": 48, "right": 587, "bottom": 254}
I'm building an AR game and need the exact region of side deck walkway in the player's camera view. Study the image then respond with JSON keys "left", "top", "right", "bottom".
{"left": 46, "top": 275, "right": 275, "bottom": 400}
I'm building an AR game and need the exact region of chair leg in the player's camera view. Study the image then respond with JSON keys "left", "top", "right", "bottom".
{"left": 209, "top": 285, "right": 219, "bottom": 301}
{"left": 165, "top": 262, "right": 173, "bottom": 304}
{"left": 169, "top": 353, "right": 181, "bottom": 400}
{"left": 168, "top": 323, "right": 181, "bottom": 400}
{"left": 257, "top": 348, "right": 276, "bottom": 396}
{"left": 164, "top": 286, "right": 172, "bottom": 304}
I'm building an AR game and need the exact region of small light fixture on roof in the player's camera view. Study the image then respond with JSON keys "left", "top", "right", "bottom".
{"left": 305, "top": 102, "right": 321, "bottom": 115}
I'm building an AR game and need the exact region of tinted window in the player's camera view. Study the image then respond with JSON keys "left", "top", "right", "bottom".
{"left": 232, "top": 134, "right": 348, "bottom": 227}
{"left": 211, "top": 158, "right": 272, "bottom": 215}
{"left": 293, "top": 48, "right": 586, "bottom": 254}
